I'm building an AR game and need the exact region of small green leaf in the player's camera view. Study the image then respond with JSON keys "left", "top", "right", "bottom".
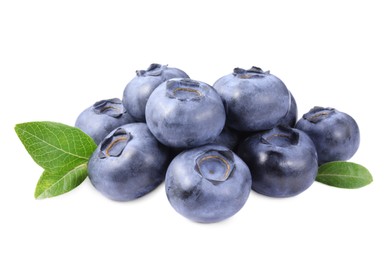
{"left": 15, "top": 121, "right": 96, "bottom": 173}
{"left": 15, "top": 121, "right": 97, "bottom": 199}
{"left": 316, "top": 161, "right": 373, "bottom": 188}
{"left": 35, "top": 164, "right": 88, "bottom": 199}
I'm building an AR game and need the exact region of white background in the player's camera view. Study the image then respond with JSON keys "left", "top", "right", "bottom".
{"left": 1, "top": 1, "right": 389, "bottom": 259}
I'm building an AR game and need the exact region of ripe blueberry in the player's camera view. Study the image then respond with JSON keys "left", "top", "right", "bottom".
{"left": 88, "top": 123, "right": 169, "bottom": 201}
{"left": 238, "top": 126, "right": 318, "bottom": 197}
{"left": 165, "top": 144, "right": 252, "bottom": 223}
{"left": 145, "top": 78, "right": 226, "bottom": 148}
{"left": 295, "top": 106, "right": 360, "bottom": 165}
{"left": 213, "top": 66, "right": 291, "bottom": 131}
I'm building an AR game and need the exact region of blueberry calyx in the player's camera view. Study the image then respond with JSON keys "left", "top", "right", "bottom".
{"left": 166, "top": 79, "right": 204, "bottom": 101}
{"left": 233, "top": 66, "right": 270, "bottom": 79}
{"left": 303, "top": 106, "right": 336, "bottom": 123}
{"left": 260, "top": 126, "right": 299, "bottom": 147}
{"left": 99, "top": 128, "right": 132, "bottom": 159}
{"left": 93, "top": 98, "right": 126, "bottom": 118}
{"left": 136, "top": 63, "right": 167, "bottom": 77}
{"left": 195, "top": 149, "right": 235, "bottom": 182}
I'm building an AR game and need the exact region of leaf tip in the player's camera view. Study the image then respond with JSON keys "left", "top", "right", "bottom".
{"left": 14, "top": 123, "right": 23, "bottom": 135}
{"left": 34, "top": 193, "right": 45, "bottom": 200}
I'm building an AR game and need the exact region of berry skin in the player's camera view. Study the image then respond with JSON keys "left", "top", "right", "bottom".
{"left": 145, "top": 78, "right": 226, "bottom": 148}
{"left": 295, "top": 106, "right": 360, "bottom": 165}
{"left": 211, "top": 126, "right": 239, "bottom": 150}
{"left": 75, "top": 98, "right": 134, "bottom": 144}
{"left": 88, "top": 123, "right": 169, "bottom": 201}
{"left": 165, "top": 144, "right": 252, "bottom": 223}
{"left": 122, "top": 63, "right": 189, "bottom": 122}
{"left": 237, "top": 126, "right": 318, "bottom": 198}
{"left": 213, "top": 66, "right": 291, "bottom": 131}
{"left": 279, "top": 92, "right": 298, "bottom": 127}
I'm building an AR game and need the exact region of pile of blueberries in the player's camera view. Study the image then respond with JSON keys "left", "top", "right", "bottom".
{"left": 76, "top": 64, "right": 360, "bottom": 223}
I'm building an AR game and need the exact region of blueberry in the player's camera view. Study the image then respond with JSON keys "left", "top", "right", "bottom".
{"left": 145, "top": 78, "right": 226, "bottom": 148}
{"left": 123, "top": 63, "right": 189, "bottom": 122}
{"left": 213, "top": 66, "right": 291, "bottom": 131}
{"left": 75, "top": 98, "right": 134, "bottom": 144}
{"left": 165, "top": 144, "right": 252, "bottom": 223}
{"left": 237, "top": 126, "right": 318, "bottom": 198}
{"left": 88, "top": 123, "right": 169, "bottom": 201}
{"left": 279, "top": 92, "right": 298, "bottom": 127}
{"left": 295, "top": 106, "right": 360, "bottom": 165}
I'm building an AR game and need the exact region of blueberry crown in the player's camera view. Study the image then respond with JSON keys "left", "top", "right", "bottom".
{"left": 233, "top": 66, "right": 270, "bottom": 78}
{"left": 99, "top": 128, "right": 132, "bottom": 159}
{"left": 93, "top": 98, "right": 126, "bottom": 118}
{"left": 303, "top": 106, "right": 336, "bottom": 123}
{"left": 166, "top": 79, "right": 204, "bottom": 101}
{"left": 136, "top": 63, "right": 167, "bottom": 77}
{"left": 260, "top": 126, "right": 299, "bottom": 147}
{"left": 195, "top": 149, "right": 235, "bottom": 182}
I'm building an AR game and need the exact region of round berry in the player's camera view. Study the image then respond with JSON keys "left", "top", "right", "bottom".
{"left": 238, "top": 126, "right": 318, "bottom": 197}
{"left": 145, "top": 78, "right": 226, "bottom": 148}
{"left": 295, "top": 106, "right": 360, "bottom": 165}
{"left": 165, "top": 144, "right": 252, "bottom": 223}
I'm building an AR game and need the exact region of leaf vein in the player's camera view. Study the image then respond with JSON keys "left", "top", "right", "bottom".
{"left": 18, "top": 127, "right": 89, "bottom": 160}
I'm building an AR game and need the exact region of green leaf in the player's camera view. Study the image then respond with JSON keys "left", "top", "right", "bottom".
{"left": 15, "top": 121, "right": 97, "bottom": 199}
{"left": 15, "top": 121, "right": 96, "bottom": 173}
{"left": 316, "top": 161, "right": 373, "bottom": 188}
{"left": 35, "top": 164, "right": 88, "bottom": 199}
